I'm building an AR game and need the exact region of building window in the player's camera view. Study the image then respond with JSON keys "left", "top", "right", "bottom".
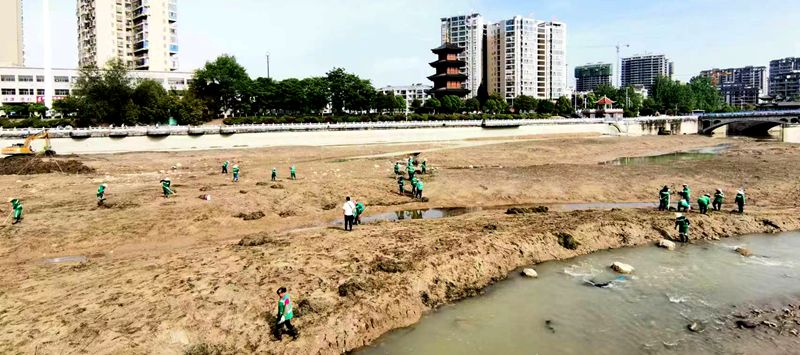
{"left": 37, "top": 89, "right": 45, "bottom": 95}
{"left": 55, "top": 89, "right": 70, "bottom": 96}
{"left": 1, "top": 75, "right": 15, "bottom": 82}
{"left": 19, "top": 89, "right": 34, "bottom": 95}
{"left": 36, "top": 75, "right": 44, "bottom": 82}
{"left": 54, "top": 76, "right": 70, "bottom": 83}
{"left": 1, "top": 88, "right": 16, "bottom": 95}
{"left": 18, "top": 75, "right": 34, "bottom": 82}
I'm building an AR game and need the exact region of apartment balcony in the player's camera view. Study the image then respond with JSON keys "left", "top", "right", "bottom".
{"left": 168, "top": 11, "right": 177, "bottom": 22}
{"left": 169, "top": 44, "right": 179, "bottom": 53}
{"left": 132, "top": 7, "right": 149, "bottom": 19}
{"left": 133, "top": 40, "right": 149, "bottom": 52}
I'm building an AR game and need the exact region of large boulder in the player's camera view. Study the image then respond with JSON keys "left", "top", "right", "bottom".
{"left": 521, "top": 268, "right": 538, "bottom": 278}
{"left": 735, "top": 247, "right": 752, "bottom": 257}
{"left": 657, "top": 239, "right": 676, "bottom": 251}
{"left": 611, "top": 262, "right": 635, "bottom": 274}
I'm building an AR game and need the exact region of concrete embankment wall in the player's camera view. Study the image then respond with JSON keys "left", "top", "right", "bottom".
{"left": 0, "top": 117, "right": 698, "bottom": 155}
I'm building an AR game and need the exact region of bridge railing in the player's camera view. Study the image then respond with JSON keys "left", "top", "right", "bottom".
{"left": 700, "top": 110, "right": 800, "bottom": 119}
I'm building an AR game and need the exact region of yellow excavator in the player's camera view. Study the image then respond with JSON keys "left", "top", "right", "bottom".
{"left": 1, "top": 130, "right": 56, "bottom": 157}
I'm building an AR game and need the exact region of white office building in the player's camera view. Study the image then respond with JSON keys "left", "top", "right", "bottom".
{"left": 378, "top": 84, "right": 432, "bottom": 113}
{"left": 0, "top": 0, "right": 24, "bottom": 67}
{"left": 77, "top": 0, "right": 179, "bottom": 71}
{"left": 0, "top": 66, "right": 193, "bottom": 105}
{"left": 440, "top": 14, "right": 485, "bottom": 98}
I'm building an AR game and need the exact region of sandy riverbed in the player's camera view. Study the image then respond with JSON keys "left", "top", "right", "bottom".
{"left": 1, "top": 134, "right": 800, "bottom": 354}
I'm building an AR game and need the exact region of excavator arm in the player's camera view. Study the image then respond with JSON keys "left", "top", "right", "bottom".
{"left": 1, "top": 130, "right": 54, "bottom": 157}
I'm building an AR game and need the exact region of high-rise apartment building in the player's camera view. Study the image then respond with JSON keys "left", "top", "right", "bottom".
{"left": 699, "top": 66, "right": 766, "bottom": 106}
{"left": 0, "top": 0, "right": 24, "bottom": 67}
{"left": 487, "top": 16, "right": 538, "bottom": 101}
{"left": 77, "top": 0, "right": 178, "bottom": 71}
{"left": 621, "top": 54, "right": 673, "bottom": 92}
{"left": 575, "top": 63, "right": 612, "bottom": 93}
{"left": 440, "top": 14, "right": 485, "bottom": 99}
{"left": 485, "top": 17, "right": 567, "bottom": 101}
{"left": 768, "top": 57, "right": 800, "bottom": 100}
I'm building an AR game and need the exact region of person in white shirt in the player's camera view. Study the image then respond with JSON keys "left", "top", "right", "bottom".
{"left": 343, "top": 196, "right": 356, "bottom": 231}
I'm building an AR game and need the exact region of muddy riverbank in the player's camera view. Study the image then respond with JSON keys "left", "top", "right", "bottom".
{"left": 2, "top": 135, "right": 800, "bottom": 353}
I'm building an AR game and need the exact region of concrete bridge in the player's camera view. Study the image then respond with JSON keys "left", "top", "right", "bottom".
{"left": 699, "top": 110, "right": 800, "bottom": 135}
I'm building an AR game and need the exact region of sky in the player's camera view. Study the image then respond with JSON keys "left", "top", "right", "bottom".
{"left": 21, "top": 0, "right": 800, "bottom": 88}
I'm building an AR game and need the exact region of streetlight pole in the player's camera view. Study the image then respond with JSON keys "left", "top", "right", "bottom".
{"left": 266, "top": 53, "right": 271, "bottom": 79}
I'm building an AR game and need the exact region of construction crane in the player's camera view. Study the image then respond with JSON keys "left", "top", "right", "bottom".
{"left": 1, "top": 130, "right": 56, "bottom": 157}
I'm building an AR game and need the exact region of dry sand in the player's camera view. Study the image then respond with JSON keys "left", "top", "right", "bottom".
{"left": 2, "top": 134, "right": 800, "bottom": 354}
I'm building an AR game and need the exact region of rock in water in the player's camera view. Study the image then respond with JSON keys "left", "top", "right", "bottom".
{"left": 735, "top": 247, "right": 752, "bottom": 257}
{"left": 521, "top": 268, "right": 538, "bottom": 278}
{"left": 736, "top": 320, "right": 758, "bottom": 329}
{"left": 687, "top": 321, "right": 705, "bottom": 333}
{"left": 611, "top": 262, "right": 634, "bottom": 274}
{"left": 657, "top": 239, "right": 676, "bottom": 251}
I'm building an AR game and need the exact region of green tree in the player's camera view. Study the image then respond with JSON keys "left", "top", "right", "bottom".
{"left": 537, "top": 100, "right": 555, "bottom": 115}
{"left": 410, "top": 98, "right": 423, "bottom": 112}
{"left": 617, "top": 86, "right": 644, "bottom": 117}
{"left": 250, "top": 77, "right": 277, "bottom": 115}
{"left": 688, "top": 76, "right": 723, "bottom": 112}
{"left": 301, "top": 77, "right": 330, "bottom": 114}
{"left": 73, "top": 59, "right": 135, "bottom": 126}
{"left": 423, "top": 97, "right": 441, "bottom": 114}
{"left": 394, "top": 95, "right": 407, "bottom": 113}
{"left": 190, "top": 55, "right": 252, "bottom": 118}
{"left": 52, "top": 96, "right": 83, "bottom": 117}
{"left": 276, "top": 78, "right": 305, "bottom": 113}
{"left": 440, "top": 95, "right": 464, "bottom": 113}
{"left": 593, "top": 83, "right": 618, "bottom": 101}
{"left": 169, "top": 92, "right": 205, "bottom": 125}
{"left": 641, "top": 97, "right": 659, "bottom": 116}
{"left": 376, "top": 92, "right": 397, "bottom": 113}
{"left": 326, "top": 68, "right": 376, "bottom": 114}
{"left": 132, "top": 79, "right": 170, "bottom": 124}
{"left": 555, "top": 96, "right": 573, "bottom": 116}
{"left": 514, "top": 95, "right": 537, "bottom": 113}
{"left": 464, "top": 98, "right": 480, "bottom": 113}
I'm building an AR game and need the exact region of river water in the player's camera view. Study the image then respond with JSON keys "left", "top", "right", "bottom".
{"left": 361, "top": 232, "right": 800, "bottom": 355}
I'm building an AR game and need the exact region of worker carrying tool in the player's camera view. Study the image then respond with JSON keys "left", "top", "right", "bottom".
{"left": 272, "top": 167, "right": 277, "bottom": 181}
{"left": 354, "top": 201, "right": 366, "bottom": 225}
{"left": 273, "top": 287, "right": 299, "bottom": 341}
{"left": 421, "top": 160, "right": 427, "bottom": 174}
{"left": 735, "top": 190, "right": 746, "bottom": 214}
{"left": 713, "top": 189, "right": 725, "bottom": 211}
{"left": 290, "top": 165, "right": 296, "bottom": 180}
{"left": 97, "top": 183, "right": 108, "bottom": 205}
{"left": 160, "top": 178, "right": 174, "bottom": 198}
{"left": 658, "top": 186, "right": 671, "bottom": 211}
{"left": 397, "top": 176, "right": 405, "bottom": 195}
{"left": 232, "top": 164, "right": 240, "bottom": 182}
{"left": 698, "top": 194, "right": 711, "bottom": 214}
{"left": 415, "top": 179, "right": 424, "bottom": 199}
{"left": 222, "top": 160, "right": 229, "bottom": 174}
{"left": 6, "top": 198, "right": 23, "bottom": 224}
{"left": 675, "top": 213, "right": 690, "bottom": 243}
{"left": 394, "top": 162, "right": 401, "bottom": 175}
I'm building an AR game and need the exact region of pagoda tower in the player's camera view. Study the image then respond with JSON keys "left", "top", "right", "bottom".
{"left": 427, "top": 43, "right": 470, "bottom": 98}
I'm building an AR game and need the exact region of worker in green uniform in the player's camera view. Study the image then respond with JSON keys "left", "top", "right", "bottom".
{"left": 160, "top": 177, "right": 173, "bottom": 198}
{"left": 411, "top": 176, "right": 418, "bottom": 197}
{"left": 394, "top": 162, "right": 401, "bottom": 175}
{"left": 290, "top": 165, "right": 296, "bottom": 180}
{"left": 354, "top": 201, "right": 366, "bottom": 225}
{"left": 677, "top": 198, "right": 690, "bottom": 212}
{"left": 421, "top": 160, "right": 427, "bottom": 174}
{"left": 273, "top": 287, "right": 298, "bottom": 341}
{"left": 222, "top": 160, "right": 229, "bottom": 174}
{"left": 415, "top": 179, "right": 424, "bottom": 199}
{"left": 675, "top": 213, "right": 690, "bottom": 243}
{"left": 713, "top": 188, "right": 725, "bottom": 211}
{"left": 658, "top": 186, "right": 671, "bottom": 211}
{"left": 232, "top": 164, "right": 240, "bottom": 182}
{"left": 397, "top": 176, "right": 405, "bottom": 195}
{"left": 407, "top": 156, "right": 414, "bottom": 168}
{"left": 735, "top": 190, "right": 746, "bottom": 213}
{"left": 97, "top": 183, "right": 108, "bottom": 205}
{"left": 681, "top": 184, "right": 691, "bottom": 203}
{"left": 697, "top": 194, "right": 711, "bottom": 214}
{"left": 8, "top": 198, "right": 23, "bottom": 224}
{"left": 407, "top": 162, "right": 415, "bottom": 180}
{"left": 271, "top": 167, "right": 277, "bottom": 181}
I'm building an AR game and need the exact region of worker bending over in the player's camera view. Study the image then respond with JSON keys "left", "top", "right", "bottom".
{"left": 160, "top": 178, "right": 173, "bottom": 198}
{"left": 354, "top": 201, "right": 366, "bottom": 225}
{"left": 415, "top": 179, "right": 424, "bottom": 199}
{"left": 713, "top": 189, "right": 725, "bottom": 211}
{"left": 658, "top": 186, "right": 671, "bottom": 211}
{"left": 697, "top": 194, "right": 711, "bottom": 214}
{"left": 97, "top": 183, "right": 108, "bottom": 205}
{"left": 7, "top": 198, "right": 23, "bottom": 224}
{"left": 675, "top": 213, "right": 690, "bottom": 243}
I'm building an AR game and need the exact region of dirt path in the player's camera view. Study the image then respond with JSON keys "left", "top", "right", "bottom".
{"left": 2, "top": 134, "right": 800, "bottom": 353}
